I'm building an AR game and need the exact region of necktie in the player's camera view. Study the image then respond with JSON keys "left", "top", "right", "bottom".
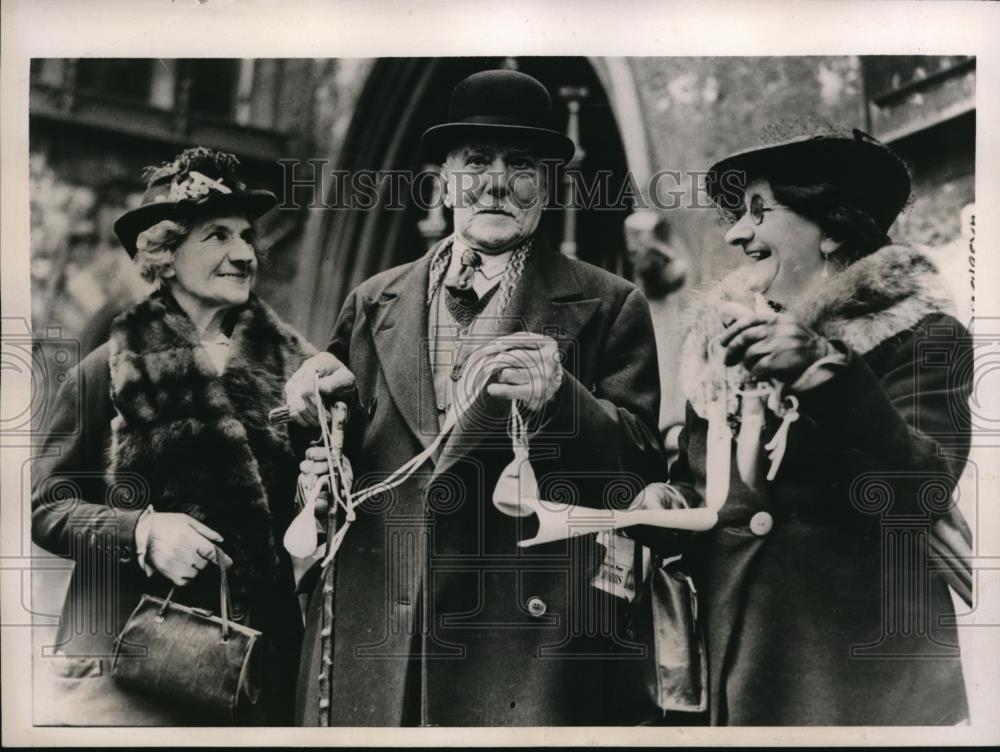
{"left": 443, "top": 249, "right": 496, "bottom": 328}
{"left": 444, "top": 249, "right": 483, "bottom": 300}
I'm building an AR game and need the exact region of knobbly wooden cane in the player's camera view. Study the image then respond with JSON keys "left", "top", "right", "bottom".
{"left": 269, "top": 389, "right": 350, "bottom": 726}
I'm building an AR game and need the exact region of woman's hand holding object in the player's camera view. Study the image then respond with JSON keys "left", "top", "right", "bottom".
{"left": 145, "top": 513, "right": 226, "bottom": 587}
{"left": 721, "top": 311, "right": 832, "bottom": 383}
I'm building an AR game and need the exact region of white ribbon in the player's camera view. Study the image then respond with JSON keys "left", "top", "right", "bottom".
{"left": 704, "top": 338, "right": 731, "bottom": 513}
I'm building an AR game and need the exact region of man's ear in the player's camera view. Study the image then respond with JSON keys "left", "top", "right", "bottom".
{"left": 440, "top": 165, "right": 454, "bottom": 209}
{"left": 819, "top": 235, "right": 844, "bottom": 256}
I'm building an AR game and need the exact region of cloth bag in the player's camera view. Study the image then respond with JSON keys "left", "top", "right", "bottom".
{"left": 629, "top": 551, "right": 707, "bottom": 716}
{"left": 111, "top": 556, "right": 262, "bottom": 723}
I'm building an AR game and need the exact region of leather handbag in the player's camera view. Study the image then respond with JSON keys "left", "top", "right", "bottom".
{"left": 111, "top": 555, "right": 262, "bottom": 723}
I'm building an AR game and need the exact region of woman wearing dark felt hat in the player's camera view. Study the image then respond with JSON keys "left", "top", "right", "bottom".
{"left": 32, "top": 147, "right": 316, "bottom": 725}
{"left": 634, "top": 127, "right": 972, "bottom": 724}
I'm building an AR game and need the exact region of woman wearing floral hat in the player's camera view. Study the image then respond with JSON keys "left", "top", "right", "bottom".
{"left": 637, "top": 129, "right": 972, "bottom": 725}
{"left": 32, "top": 147, "right": 315, "bottom": 725}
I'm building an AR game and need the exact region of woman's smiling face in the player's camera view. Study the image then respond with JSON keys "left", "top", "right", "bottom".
{"left": 724, "top": 178, "right": 830, "bottom": 303}
{"left": 168, "top": 215, "right": 258, "bottom": 311}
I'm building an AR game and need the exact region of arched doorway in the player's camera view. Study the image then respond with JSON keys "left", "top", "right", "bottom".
{"left": 293, "top": 57, "right": 637, "bottom": 344}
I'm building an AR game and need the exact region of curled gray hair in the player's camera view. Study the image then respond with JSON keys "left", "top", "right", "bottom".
{"left": 133, "top": 219, "right": 190, "bottom": 283}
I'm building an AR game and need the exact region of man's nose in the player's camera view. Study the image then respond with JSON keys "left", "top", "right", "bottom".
{"left": 724, "top": 215, "right": 754, "bottom": 247}
{"left": 483, "top": 157, "right": 512, "bottom": 195}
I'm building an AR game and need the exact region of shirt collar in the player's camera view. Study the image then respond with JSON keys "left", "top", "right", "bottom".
{"left": 428, "top": 234, "right": 529, "bottom": 305}
{"left": 450, "top": 236, "right": 514, "bottom": 281}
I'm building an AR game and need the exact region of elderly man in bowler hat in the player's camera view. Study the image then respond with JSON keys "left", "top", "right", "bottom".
{"left": 286, "top": 70, "right": 668, "bottom": 726}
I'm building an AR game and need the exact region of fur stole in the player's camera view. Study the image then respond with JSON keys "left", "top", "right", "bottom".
{"left": 680, "top": 245, "right": 956, "bottom": 418}
{"left": 107, "top": 289, "right": 316, "bottom": 600}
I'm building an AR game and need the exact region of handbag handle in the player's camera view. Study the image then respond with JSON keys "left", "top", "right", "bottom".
{"left": 155, "top": 545, "right": 234, "bottom": 642}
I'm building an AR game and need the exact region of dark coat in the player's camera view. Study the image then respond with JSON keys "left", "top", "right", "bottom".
{"left": 31, "top": 289, "right": 314, "bottom": 725}
{"left": 672, "top": 246, "right": 971, "bottom": 725}
{"left": 296, "top": 240, "right": 667, "bottom": 726}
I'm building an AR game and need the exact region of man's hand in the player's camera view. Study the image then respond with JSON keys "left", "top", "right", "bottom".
{"left": 285, "top": 352, "right": 357, "bottom": 427}
{"left": 298, "top": 447, "right": 354, "bottom": 519}
{"left": 721, "top": 311, "right": 832, "bottom": 383}
{"left": 145, "top": 513, "right": 226, "bottom": 587}
{"left": 470, "top": 332, "right": 563, "bottom": 414}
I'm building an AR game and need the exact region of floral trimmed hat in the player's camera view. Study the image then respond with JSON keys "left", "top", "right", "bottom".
{"left": 113, "top": 146, "right": 277, "bottom": 257}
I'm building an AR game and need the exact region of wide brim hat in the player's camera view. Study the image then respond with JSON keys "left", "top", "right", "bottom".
{"left": 114, "top": 147, "right": 277, "bottom": 257}
{"left": 421, "top": 69, "right": 576, "bottom": 163}
{"left": 706, "top": 128, "right": 911, "bottom": 232}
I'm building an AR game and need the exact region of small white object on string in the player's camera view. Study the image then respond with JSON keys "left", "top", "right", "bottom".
{"left": 288, "top": 342, "right": 727, "bottom": 565}
{"left": 283, "top": 474, "right": 325, "bottom": 558}
{"left": 764, "top": 394, "right": 800, "bottom": 481}
{"left": 492, "top": 400, "right": 539, "bottom": 517}
{"left": 492, "top": 400, "right": 718, "bottom": 545}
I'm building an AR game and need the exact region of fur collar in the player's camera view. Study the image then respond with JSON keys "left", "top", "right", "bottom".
{"left": 107, "top": 289, "right": 315, "bottom": 600}
{"left": 680, "top": 245, "right": 955, "bottom": 417}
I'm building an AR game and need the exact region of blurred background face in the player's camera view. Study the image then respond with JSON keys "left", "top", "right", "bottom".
{"left": 723, "top": 178, "right": 827, "bottom": 303}
{"left": 168, "top": 215, "right": 257, "bottom": 313}
{"left": 443, "top": 139, "right": 547, "bottom": 254}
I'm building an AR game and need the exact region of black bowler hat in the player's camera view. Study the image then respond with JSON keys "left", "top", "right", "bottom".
{"left": 114, "top": 146, "right": 277, "bottom": 257}
{"left": 422, "top": 70, "right": 576, "bottom": 163}
{"left": 706, "top": 128, "right": 911, "bottom": 232}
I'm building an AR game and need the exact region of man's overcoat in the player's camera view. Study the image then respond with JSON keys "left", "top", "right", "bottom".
{"left": 297, "top": 241, "right": 666, "bottom": 726}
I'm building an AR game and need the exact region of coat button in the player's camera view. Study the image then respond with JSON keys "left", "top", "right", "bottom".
{"left": 231, "top": 605, "right": 246, "bottom": 622}
{"left": 749, "top": 511, "right": 773, "bottom": 536}
{"left": 526, "top": 596, "right": 546, "bottom": 617}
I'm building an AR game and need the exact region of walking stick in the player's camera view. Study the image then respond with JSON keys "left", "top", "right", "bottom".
{"left": 316, "top": 398, "right": 349, "bottom": 726}
{"left": 269, "top": 392, "right": 350, "bottom": 727}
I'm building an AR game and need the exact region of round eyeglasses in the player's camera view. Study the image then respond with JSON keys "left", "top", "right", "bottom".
{"left": 723, "top": 194, "right": 788, "bottom": 226}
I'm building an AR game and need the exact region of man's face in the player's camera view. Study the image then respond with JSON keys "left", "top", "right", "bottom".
{"left": 442, "top": 139, "right": 547, "bottom": 254}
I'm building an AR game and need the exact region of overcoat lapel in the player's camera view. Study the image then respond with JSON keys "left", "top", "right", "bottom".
{"left": 433, "top": 244, "right": 601, "bottom": 478}
{"left": 364, "top": 250, "right": 440, "bottom": 451}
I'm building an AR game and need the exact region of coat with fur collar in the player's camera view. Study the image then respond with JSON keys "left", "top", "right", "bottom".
{"left": 32, "top": 289, "right": 315, "bottom": 723}
{"left": 106, "top": 289, "right": 315, "bottom": 603}
{"left": 670, "top": 245, "right": 972, "bottom": 725}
